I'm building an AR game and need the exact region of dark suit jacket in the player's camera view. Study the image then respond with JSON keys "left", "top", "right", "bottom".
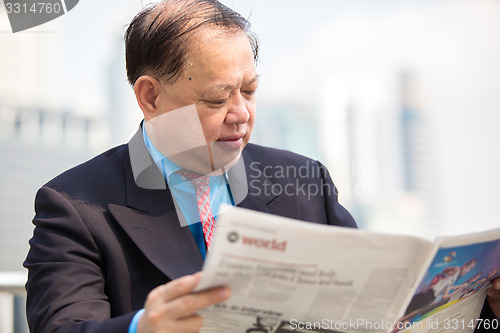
{"left": 24, "top": 129, "right": 357, "bottom": 333}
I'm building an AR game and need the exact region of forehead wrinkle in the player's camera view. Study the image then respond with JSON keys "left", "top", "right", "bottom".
{"left": 244, "top": 74, "right": 260, "bottom": 85}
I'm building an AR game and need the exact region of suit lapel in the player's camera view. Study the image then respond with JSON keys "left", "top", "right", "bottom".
{"left": 108, "top": 200, "right": 204, "bottom": 280}
{"left": 237, "top": 148, "right": 301, "bottom": 219}
{"left": 236, "top": 149, "right": 278, "bottom": 212}
{"left": 109, "top": 127, "right": 204, "bottom": 280}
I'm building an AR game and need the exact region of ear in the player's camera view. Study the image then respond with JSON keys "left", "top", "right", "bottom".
{"left": 134, "top": 76, "right": 162, "bottom": 121}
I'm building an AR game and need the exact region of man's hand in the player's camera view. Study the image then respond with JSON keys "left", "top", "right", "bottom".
{"left": 138, "top": 272, "right": 231, "bottom": 333}
{"left": 487, "top": 278, "right": 500, "bottom": 318}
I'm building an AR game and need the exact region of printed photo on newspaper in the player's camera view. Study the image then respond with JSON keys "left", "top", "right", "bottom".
{"left": 395, "top": 232, "right": 500, "bottom": 332}
{"left": 195, "top": 206, "right": 500, "bottom": 333}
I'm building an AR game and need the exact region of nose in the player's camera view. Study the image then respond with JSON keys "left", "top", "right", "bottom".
{"left": 225, "top": 93, "right": 249, "bottom": 125}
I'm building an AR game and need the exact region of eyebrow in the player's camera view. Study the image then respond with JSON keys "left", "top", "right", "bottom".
{"left": 201, "top": 74, "right": 260, "bottom": 97}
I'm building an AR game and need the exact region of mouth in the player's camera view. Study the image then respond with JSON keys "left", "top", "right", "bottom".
{"left": 216, "top": 135, "right": 245, "bottom": 149}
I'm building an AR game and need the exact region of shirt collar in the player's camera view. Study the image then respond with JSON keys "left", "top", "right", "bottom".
{"left": 142, "top": 122, "right": 231, "bottom": 186}
{"left": 142, "top": 124, "right": 182, "bottom": 183}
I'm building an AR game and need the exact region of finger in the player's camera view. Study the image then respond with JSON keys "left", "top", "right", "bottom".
{"left": 162, "top": 286, "right": 231, "bottom": 319}
{"left": 145, "top": 312, "right": 205, "bottom": 333}
{"left": 162, "top": 272, "right": 203, "bottom": 301}
{"left": 492, "top": 278, "right": 500, "bottom": 290}
{"left": 147, "top": 272, "right": 203, "bottom": 309}
{"left": 487, "top": 281, "right": 500, "bottom": 300}
{"left": 486, "top": 282, "right": 500, "bottom": 319}
{"left": 139, "top": 311, "right": 205, "bottom": 333}
{"left": 487, "top": 286, "right": 500, "bottom": 300}
{"left": 158, "top": 313, "right": 205, "bottom": 333}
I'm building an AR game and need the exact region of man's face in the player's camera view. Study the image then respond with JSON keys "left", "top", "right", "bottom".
{"left": 149, "top": 29, "right": 258, "bottom": 173}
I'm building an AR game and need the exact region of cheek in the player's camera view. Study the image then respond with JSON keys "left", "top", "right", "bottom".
{"left": 199, "top": 112, "right": 226, "bottom": 140}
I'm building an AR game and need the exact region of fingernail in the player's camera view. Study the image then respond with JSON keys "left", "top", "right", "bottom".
{"left": 219, "top": 288, "right": 231, "bottom": 299}
{"left": 190, "top": 272, "right": 202, "bottom": 283}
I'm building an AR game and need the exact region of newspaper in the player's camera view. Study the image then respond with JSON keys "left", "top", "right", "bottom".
{"left": 195, "top": 206, "right": 500, "bottom": 333}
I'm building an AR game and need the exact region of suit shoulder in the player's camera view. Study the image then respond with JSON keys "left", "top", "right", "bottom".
{"left": 44, "top": 144, "right": 128, "bottom": 194}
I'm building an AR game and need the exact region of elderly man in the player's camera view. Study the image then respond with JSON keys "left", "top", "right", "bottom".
{"left": 24, "top": 1, "right": 356, "bottom": 332}
{"left": 24, "top": 1, "right": 499, "bottom": 332}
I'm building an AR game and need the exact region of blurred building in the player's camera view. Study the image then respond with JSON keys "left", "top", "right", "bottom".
{"left": 399, "top": 71, "right": 440, "bottom": 233}
{"left": 319, "top": 70, "right": 441, "bottom": 237}
{"left": 0, "top": 15, "right": 106, "bottom": 272}
{"left": 251, "top": 102, "right": 321, "bottom": 160}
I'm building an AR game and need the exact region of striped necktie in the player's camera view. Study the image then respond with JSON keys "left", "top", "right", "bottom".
{"left": 177, "top": 170, "right": 216, "bottom": 249}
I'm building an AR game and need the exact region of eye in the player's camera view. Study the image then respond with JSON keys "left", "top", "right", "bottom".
{"left": 242, "top": 82, "right": 258, "bottom": 98}
{"left": 204, "top": 99, "right": 228, "bottom": 108}
{"left": 210, "top": 99, "right": 227, "bottom": 105}
{"left": 242, "top": 90, "right": 256, "bottom": 98}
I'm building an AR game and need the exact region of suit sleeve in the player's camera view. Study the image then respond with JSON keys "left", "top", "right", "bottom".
{"left": 318, "top": 161, "right": 357, "bottom": 229}
{"left": 24, "top": 186, "right": 135, "bottom": 333}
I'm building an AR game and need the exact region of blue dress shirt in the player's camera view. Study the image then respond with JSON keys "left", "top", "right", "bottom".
{"left": 128, "top": 125, "right": 235, "bottom": 333}
{"left": 141, "top": 125, "right": 234, "bottom": 258}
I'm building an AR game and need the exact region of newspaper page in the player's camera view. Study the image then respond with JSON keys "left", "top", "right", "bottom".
{"left": 395, "top": 228, "right": 500, "bottom": 333}
{"left": 195, "top": 206, "right": 438, "bottom": 333}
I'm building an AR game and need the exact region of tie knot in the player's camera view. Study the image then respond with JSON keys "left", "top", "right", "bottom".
{"left": 176, "top": 169, "right": 209, "bottom": 188}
